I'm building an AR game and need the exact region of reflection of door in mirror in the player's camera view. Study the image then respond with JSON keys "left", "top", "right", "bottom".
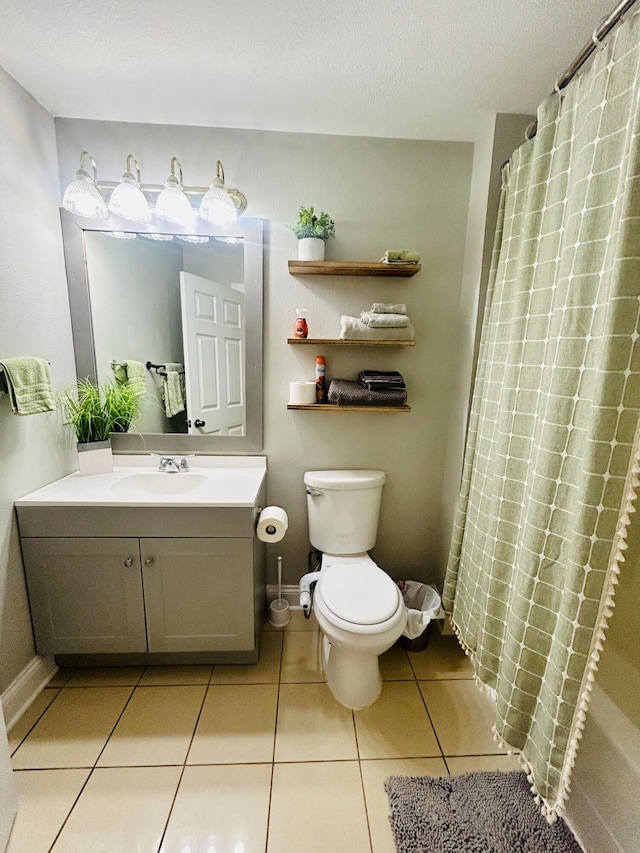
{"left": 84, "top": 233, "right": 244, "bottom": 435}
{"left": 180, "top": 272, "right": 245, "bottom": 436}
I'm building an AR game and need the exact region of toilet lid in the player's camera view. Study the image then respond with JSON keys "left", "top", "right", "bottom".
{"left": 321, "top": 564, "right": 400, "bottom": 625}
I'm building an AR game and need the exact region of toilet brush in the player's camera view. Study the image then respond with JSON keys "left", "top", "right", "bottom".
{"left": 269, "top": 556, "right": 291, "bottom": 626}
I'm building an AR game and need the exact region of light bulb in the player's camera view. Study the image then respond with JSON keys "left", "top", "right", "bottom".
{"left": 199, "top": 160, "right": 238, "bottom": 226}
{"left": 177, "top": 235, "right": 209, "bottom": 244}
{"left": 155, "top": 157, "right": 193, "bottom": 227}
{"left": 62, "top": 152, "right": 107, "bottom": 219}
{"left": 140, "top": 233, "right": 174, "bottom": 241}
{"left": 108, "top": 157, "right": 151, "bottom": 222}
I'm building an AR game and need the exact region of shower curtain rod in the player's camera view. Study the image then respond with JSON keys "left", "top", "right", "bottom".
{"left": 526, "top": 0, "right": 638, "bottom": 140}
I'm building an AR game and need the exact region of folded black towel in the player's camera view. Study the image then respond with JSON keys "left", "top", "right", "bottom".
{"left": 358, "top": 370, "right": 406, "bottom": 391}
{"left": 328, "top": 379, "right": 407, "bottom": 407}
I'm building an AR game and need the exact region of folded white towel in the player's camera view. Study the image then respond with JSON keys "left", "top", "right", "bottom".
{"left": 340, "top": 316, "right": 415, "bottom": 341}
{"left": 360, "top": 311, "right": 410, "bottom": 328}
{"left": 371, "top": 303, "right": 407, "bottom": 315}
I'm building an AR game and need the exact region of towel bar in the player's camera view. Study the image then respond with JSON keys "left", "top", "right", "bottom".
{"left": 146, "top": 361, "right": 185, "bottom": 377}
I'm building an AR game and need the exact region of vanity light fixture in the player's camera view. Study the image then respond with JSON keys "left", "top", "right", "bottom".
{"left": 199, "top": 160, "right": 238, "bottom": 227}
{"left": 62, "top": 151, "right": 248, "bottom": 224}
{"left": 107, "top": 155, "right": 151, "bottom": 222}
{"left": 154, "top": 157, "right": 194, "bottom": 227}
{"left": 62, "top": 151, "right": 108, "bottom": 219}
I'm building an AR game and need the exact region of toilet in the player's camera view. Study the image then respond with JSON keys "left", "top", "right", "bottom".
{"left": 301, "top": 469, "right": 407, "bottom": 709}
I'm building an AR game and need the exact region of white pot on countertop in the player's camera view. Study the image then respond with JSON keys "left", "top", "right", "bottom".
{"left": 77, "top": 439, "right": 113, "bottom": 476}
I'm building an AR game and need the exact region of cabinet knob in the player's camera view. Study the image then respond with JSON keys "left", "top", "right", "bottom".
{"left": 194, "top": 419, "right": 206, "bottom": 428}
{"left": 124, "top": 557, "right": 134, "bottom": 567}
{"left": 144, "top": 557, "right": 154, "bottom": 567}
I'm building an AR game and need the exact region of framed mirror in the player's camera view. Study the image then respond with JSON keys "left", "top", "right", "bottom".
{"left": 60, "top": 209, "right": 263, "bottom": 453}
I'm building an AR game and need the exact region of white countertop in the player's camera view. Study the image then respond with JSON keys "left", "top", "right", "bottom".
{"left": 15, "top": 456, "right": 267, "bottom": 508}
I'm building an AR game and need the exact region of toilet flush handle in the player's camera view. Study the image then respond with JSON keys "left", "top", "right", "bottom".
{"left": 306, "top": 488, "right": 323, "bottom": 496}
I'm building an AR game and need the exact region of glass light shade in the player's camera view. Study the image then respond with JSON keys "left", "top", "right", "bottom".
{"left": 155, "top": 179, "right": 194, "bottom": 227}
{"left": 108, "top": 172, "right": 151, "bottom": 222}
{"left": 199, "top": 183, "right": 238, "bottom": 226}
{"left": 62, "top": 169, "right": 108, "bottom": 219}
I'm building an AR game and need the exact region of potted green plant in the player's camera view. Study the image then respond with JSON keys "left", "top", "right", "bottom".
{"left": 60, "top": 379, "right": 144, "bottom": 476}
{"left": 288, "top": 205, "right": 335, "bottom": 261}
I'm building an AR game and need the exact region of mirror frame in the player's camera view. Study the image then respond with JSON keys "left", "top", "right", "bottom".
{"left": 60, "top": 208, "right": 264, "bottom": 453}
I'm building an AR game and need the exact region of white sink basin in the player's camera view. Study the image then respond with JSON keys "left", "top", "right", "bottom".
{"left": 109, "top": 472, "right": 208, "bottom": 496}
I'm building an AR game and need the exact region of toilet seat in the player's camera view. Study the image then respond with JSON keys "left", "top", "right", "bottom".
{"left": 319, "top": 561, "right": 401, "bottom": 626}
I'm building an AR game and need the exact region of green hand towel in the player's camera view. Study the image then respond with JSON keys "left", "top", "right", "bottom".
{"left": 380, "top": 250, "right": 421, "bottom": 263}
{"left": 162, "top": 363, "right": 186, "bottom": 417}
{"left": 111, "top": 360, "right": 146, "bottom": 396}
{"left": 0, "top": 357, "right": 55, "bottom": 414}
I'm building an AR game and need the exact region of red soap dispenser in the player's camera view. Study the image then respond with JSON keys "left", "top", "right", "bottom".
{"left": 293, "top": 309, "right": 308, "bottom": 339}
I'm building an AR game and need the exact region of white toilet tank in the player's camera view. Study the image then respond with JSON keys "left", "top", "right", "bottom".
{"left": 305, "top": 470, "right": 386, "bottom": 555}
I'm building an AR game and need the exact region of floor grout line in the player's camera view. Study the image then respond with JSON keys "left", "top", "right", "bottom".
{"left": 156, "top": 682, "right": 209, "bottom": 852}
{"left": 46, "top": 767, "right": 95, "bottom": 853}
{"left": 9, "top": 689, "right": 63, "bottom": 759}
{"left": 263, "top": 630, "right": 285, "bottom": 853}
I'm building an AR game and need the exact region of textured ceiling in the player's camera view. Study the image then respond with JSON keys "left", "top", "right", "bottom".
{"left": 0, "top": 0, "right": 621, "bottom": 141}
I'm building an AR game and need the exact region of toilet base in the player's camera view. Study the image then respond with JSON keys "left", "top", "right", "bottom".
{"left": 323, "top": 640, "right": 383, "bottom": 710}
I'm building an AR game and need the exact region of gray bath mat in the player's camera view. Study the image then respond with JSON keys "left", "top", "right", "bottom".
{"left": 385, "top": 771, "right": 582, "bottom": 852}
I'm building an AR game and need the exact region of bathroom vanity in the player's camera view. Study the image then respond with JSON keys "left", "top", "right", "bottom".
{"left": 15, "top": 457, "right": 267, "bottom": 666}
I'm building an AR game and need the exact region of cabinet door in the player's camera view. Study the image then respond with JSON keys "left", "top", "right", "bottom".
{"left": 141, "top": 538, "right": 254, "bottom": 652}
{"left": 21, "top": 538, "right": 147, "bottom": 655}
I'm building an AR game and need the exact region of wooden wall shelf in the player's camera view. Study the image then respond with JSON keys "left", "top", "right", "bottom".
{"left": 287, "top": 338, "right": 415, "bottom": 347}
{"left": 287, "top": 404, "right": 411, "bottom": 412}
{"left": 288, "top": 260, "right": 420, "bottom": 277}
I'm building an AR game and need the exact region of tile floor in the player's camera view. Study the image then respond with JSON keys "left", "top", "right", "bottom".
{"left": 6, "top": 614, "right": 519, "bottom": 853}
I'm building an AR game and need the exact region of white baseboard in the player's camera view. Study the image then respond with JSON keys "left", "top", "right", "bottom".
{"left": 267, "top": 583, "right": 302, "bottom": 605}
{"left": 1, "top": 656, "right": 57, "bottom": 731}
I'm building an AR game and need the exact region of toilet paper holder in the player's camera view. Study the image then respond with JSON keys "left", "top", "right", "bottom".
{"left": 256, "top": 505, "right": 289, "bottom": 543}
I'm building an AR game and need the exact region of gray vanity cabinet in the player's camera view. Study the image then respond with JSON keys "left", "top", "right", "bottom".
{"left": 20, "top": 538, "right": 147, "bottom": 655}
{"left": 17, "top": 500, "right": 266, "bottom": 664}
{"left": 141, "top": 538, "right": 254, "bottom": 652}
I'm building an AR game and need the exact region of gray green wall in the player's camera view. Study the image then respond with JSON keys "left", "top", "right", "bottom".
{"left": 0, "top": 66, "right": 77, "bottom": 691}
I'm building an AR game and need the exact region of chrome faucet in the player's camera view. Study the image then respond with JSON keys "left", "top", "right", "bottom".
{"left": 157, "top": 455, "right": 191, "bottom": 473}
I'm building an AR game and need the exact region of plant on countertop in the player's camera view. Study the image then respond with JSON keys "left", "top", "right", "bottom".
{"left": 288, "top": 206, "right": 335, "bottom": 241}
{"left": 60, "top": 379, "right": 144, "bottom": 444}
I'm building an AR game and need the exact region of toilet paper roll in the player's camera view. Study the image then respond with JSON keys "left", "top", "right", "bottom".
{"left": 257, "top": 506, "right": 289, "bottom": 543}
{"left": 289, "top": 380, "right": 316, "bottom": 405}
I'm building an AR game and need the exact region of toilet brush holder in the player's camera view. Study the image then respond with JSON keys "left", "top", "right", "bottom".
{"left": 269, "top": 598, "right": 291, "bottom": 627}
{"left": 269, "top": 555, "right": 291, "bottom": 627}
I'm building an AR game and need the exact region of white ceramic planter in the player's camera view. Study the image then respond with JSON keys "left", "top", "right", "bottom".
{"left": 77, "top": 439, "right": 113, "bottom": 476}
{"left": 298, "top": 237, "right": 325, "bottom": 261}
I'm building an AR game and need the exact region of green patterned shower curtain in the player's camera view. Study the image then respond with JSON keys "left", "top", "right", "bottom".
{"left": 443, "top": 11, "right": 640, "bottom": 821}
